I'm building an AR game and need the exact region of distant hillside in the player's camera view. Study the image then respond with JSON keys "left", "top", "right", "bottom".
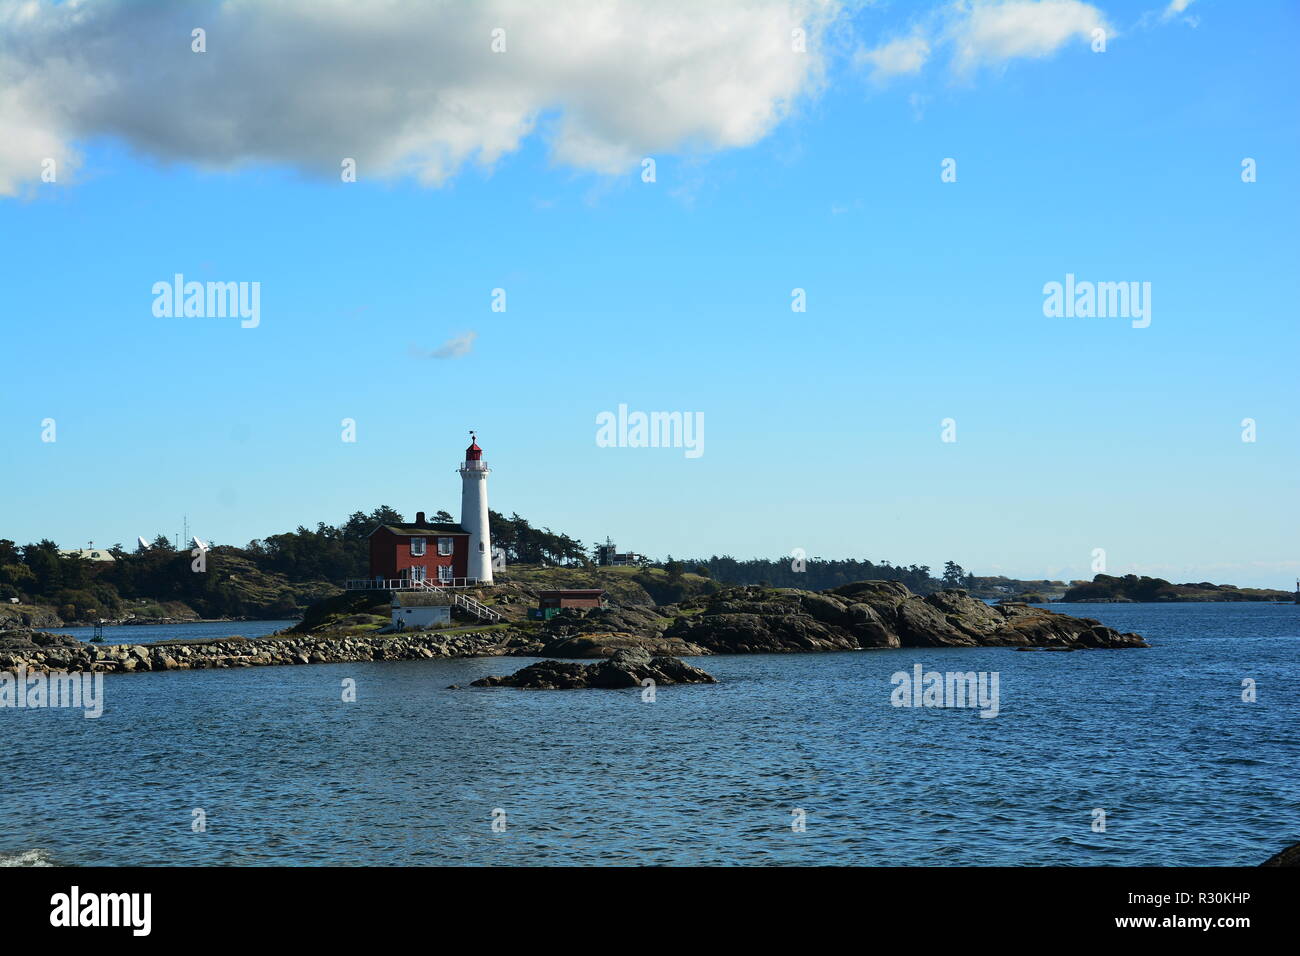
{"left": 0, "top": 540, "right": 339, "bottom": 625}
{"left": 1063, "top": 574, "right": 1293, "bottom": 603}
{"left": 962, "top": 576, "right": 1070, "bottom": 602}
{"left": 681, "top": 556, "right": 969, "bottom": 595}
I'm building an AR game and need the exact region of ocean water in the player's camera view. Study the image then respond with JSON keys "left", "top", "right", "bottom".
{"left": 2, "top": 603, "right": 1296, "bottom": 866}
{"left": 44, "top": 620, "right": 297, "bottom": 646}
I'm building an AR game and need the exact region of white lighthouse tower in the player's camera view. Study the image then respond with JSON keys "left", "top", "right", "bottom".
{"left": 458, "top": 431, "right": 493, "bottom": 584}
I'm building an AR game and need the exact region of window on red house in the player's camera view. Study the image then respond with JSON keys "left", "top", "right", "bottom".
{"left": 437, "top": 537, "right": 454, "bottom": 555}
{"left": 410, "top": 537, "right": 426, "bottom": 556}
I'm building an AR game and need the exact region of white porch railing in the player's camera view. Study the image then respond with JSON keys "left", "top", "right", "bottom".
{"left": 345, "top": 577, "right": 482, "bottom": 591}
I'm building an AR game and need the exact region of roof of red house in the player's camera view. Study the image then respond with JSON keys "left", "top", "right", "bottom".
{"left": 369, "top": 523, "right": 468, "bottom": 537}
{"left": 538, "top": 589, "right": 605, "bottom": 597}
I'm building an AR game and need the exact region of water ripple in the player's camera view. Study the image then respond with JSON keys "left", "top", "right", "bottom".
{"left": 2, "top": 603, "right": 1297, "bottom": 865}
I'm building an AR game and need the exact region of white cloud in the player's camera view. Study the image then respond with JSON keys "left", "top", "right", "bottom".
{"left": 857, "top": 34, "right": 931, "bottom": 81}
{"left": 0, "top": 0, "right": 837, "bottom": 196}
{"left": 1160, "top": 0, "right": 1198, "bottom": 26}
{"left": 851, "top": 1, "right": 1112, "bottom": 88}
{"left": 948, "top": 0, "right": 1111, "bottom": 72}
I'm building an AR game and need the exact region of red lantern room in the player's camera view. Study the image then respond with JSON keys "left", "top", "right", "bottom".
{"left": 466, "top": 431, "right": 483, "bottom": 462}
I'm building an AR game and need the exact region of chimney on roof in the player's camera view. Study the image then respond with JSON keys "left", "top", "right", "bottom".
{"left": 416, "top": 511, "right": 426, "bottom": 525}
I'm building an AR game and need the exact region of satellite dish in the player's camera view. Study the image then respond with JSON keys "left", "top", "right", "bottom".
{"left": 136, "top": 536, "right": 150, "bottom": 550}
{"left": 192, "top": 536, "right": 208, "bottom": 551}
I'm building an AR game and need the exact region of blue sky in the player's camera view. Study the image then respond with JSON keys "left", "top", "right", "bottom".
{"left": 1, "top": 0, "right": 1296, "bottom": 586}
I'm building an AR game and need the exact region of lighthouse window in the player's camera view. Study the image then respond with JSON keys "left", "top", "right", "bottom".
{"left": 410, "top": 537, "right": 426, "bottom": 556}
{"left": 437, "top": 537, "right": 454, "bottom": 555}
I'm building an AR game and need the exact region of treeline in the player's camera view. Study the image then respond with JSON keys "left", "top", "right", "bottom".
{"left": 246, "top": 506, "right": 404, "bottom": 583}
{"left": 2, "top": 503, "right": 987, "bottom": 622}
{"left": 675, "top": 556, "right": 974, "bottom": 595}
{"left": 1063, "top": 574, "right": 1291, "bottom": 603}
{"left": 491, "top": 512, "right": 587, "bottom": 566}
{"left": 245, "top": 508, "right": 587, "bottom": 577}
{"left": 0, "top": 536, "right": 327, "bottom": 622}
{"left": 0, "top": 506, "right": 592, "bottom": 622}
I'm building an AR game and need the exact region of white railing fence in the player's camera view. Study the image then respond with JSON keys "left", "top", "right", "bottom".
{"left": 346, "top": 577, "right": 481, "bottom": 591}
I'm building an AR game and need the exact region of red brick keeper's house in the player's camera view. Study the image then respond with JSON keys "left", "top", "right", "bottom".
{"left": 367, "top": 511, "right": 470, "bottom": 585}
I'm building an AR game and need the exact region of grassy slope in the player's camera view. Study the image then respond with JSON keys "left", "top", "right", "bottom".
{"left": 495, "top": 564, "right": 716, "bottom": 605}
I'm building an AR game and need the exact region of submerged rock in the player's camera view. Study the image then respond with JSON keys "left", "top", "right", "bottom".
{"left": 470, "top": 648, "right": 717, "bottom": 690}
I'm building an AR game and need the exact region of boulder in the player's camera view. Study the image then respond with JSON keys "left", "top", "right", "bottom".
{"left": 470, "top": 648, "right": 716, "bottom": 690}
{"left": 663, "top": 610, "right": 858, "bottom": 655}
{"left": 0, "top": 630, "right": 82, "bottom": 652}
{"left": 537, "top": 605, "right": 670, "bottom": 642}
{"left": 845, "top": 603, "right": 898, "bottom": 647}
{"left": 539, "top": 632, "right": 705, "bottom": 659}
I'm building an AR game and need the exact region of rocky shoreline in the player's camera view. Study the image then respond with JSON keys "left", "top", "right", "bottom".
{"left": 0, "top": 581, "right": 1148, "bottom": 677}
{"left": 533, "top": 582, "right": 1149, "bottom": 656}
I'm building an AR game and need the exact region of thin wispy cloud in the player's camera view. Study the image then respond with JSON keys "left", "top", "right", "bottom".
{"left": 1160, "top": 0, "right": 1199, "bottom": 27}
{"left": 856, "top": 34, "right": 931, "bottom": 82}
{"left": 411, "top": 332, "right": 479, "bottom": 360}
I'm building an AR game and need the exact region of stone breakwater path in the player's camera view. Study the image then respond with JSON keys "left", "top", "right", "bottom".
{"left": 0, "top": 629, "right": 522, "bottom": 675}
